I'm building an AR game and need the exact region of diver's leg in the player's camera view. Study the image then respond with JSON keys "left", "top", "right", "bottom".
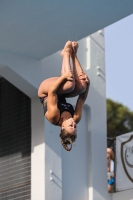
{"left": 38, "top": 41, "right": 75, "bottom": 98}
{"left": 61, "top": 41, "right": 73, "bottom": 74}
{"left": 64, "top": 42, "right": 90, "bottom": 97}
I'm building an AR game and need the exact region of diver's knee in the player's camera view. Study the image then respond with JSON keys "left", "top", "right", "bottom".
{"left": 79, "top": 82, "right": 87, "bottom": 93}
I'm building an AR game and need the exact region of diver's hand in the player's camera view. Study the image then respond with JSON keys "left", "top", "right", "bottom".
{"left": 78, "top": 72, "right": 90, "bottom": 83}
{"left": 63, "top": 71, "right": 74, "bottom": 81}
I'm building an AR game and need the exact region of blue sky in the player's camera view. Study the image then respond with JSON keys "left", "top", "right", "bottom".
{"left": 105, "top": 14, "right": 133, "bottom": 111}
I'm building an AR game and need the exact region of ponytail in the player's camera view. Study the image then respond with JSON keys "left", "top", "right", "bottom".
{"left": 60, "top": 129, "right": 77, "bottom": 151}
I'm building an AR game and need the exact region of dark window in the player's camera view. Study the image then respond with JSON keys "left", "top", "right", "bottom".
{"left": 0, "top": 78, "right": 31, "bottom": 200}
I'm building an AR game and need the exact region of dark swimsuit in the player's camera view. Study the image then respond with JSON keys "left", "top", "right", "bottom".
{"left": 39, "top": 95, "right": 74, "bottom": 125}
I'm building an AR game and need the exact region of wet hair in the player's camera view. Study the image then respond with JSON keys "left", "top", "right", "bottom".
{"left": 60, "top": 129, "right": 77, "bottom": 151}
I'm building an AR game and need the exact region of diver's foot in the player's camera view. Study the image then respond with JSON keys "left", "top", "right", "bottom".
{"left": 72, "top": 41, "right": 79, "bottom": 54}
{"left": 61, "top": 41, "right": 72, "bottom": 57}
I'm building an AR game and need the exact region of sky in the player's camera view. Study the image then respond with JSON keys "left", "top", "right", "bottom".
{"left": 104, "top": 14, "right": 133, "bottom": 111}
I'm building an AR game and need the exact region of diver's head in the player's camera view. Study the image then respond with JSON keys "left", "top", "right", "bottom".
{"left": 60, "top": 118, "right": 77, "bottom": 151}
{"left": 61, "top": 118, "right": 76, "bottom": 134}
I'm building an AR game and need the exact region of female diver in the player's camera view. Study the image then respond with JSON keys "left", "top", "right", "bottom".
{"left": 38, "top": 41, "right": 90, "bottom": 151}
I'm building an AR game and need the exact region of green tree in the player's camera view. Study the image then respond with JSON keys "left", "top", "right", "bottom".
{"left": 107, "top": 99, "right": 133, "bottom": 138}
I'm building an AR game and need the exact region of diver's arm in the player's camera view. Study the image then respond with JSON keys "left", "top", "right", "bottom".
{"left": 73, "top": 82, "right": 90, "bottom": 123}
{"left": 46, "top": 71, "right": 74, "bottom": 124}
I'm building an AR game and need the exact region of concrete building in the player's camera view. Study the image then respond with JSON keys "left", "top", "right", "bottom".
{"left": 0, "top": 1, "right": 133, "bottom": 200}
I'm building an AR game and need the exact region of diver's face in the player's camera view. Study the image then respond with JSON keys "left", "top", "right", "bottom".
{"left": 62, "top": 118, "right": 77, "bottom": 134}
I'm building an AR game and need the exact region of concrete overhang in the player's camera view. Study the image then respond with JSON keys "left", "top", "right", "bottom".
{"left": 0, "top": 0, "right": 133, "bottom": 59}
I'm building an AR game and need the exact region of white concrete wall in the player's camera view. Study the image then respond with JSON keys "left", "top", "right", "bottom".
{"left": 86, "top": 31, "right": 110, "bottom": 200}
{"left": 39, "top": 31, "right": 108, "bottom": 200}
{"left": 0, "top": 52, "right": 41, "bottom": 98}
{"left": 0, "top": 31, "right": 113, "bottom": 200}
{"left": 112, "top": 189, "right": 133, "bottom": 200}
{"left": 45, "top": 120, "right": 62, "bottom": 200}
{"left": 62, "top": 106, "right": 90, "bottom": 200}
{"left": 31, "top": 97, "right": 45, "bottom": 200}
